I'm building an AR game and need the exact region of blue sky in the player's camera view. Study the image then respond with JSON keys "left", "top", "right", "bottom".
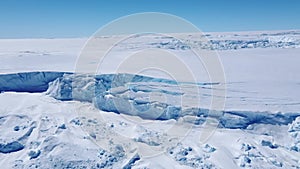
{"left": 0, "top": 0, "right": 299, "bottom": 38}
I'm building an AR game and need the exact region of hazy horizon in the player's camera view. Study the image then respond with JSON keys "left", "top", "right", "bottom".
{"left": 0, "top": 0, "right": 299, "bottom": 38}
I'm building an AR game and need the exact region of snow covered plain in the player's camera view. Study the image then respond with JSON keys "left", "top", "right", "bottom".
{"left": 0, "top": 30, "right": 300, "bottom": 168}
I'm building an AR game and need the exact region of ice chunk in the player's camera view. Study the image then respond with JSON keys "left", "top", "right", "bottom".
{"left": 0, "top": 141, "right": 24, "bottom": 154}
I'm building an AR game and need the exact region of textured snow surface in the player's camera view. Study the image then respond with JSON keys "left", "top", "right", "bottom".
{"left": 0, "top": 93, "right": 300, "bottom": 168}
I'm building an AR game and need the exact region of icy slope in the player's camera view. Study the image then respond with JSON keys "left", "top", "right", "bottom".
{"left": 45, "top": 72, "right": 300, "bottom": 127}
{"left": 1, "top": 72, "right": 299, "bottom": 129}
{"left": 0, "top": 72, "right": 66, "bottom": 92}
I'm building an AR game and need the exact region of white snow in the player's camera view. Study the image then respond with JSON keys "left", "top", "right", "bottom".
{"left": 0, "top": 30, "right": 300, "bottom": 168}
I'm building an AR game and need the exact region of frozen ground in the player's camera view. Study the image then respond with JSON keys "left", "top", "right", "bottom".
{"left": 0, "top": 30, "right": 300, "bottom": 168}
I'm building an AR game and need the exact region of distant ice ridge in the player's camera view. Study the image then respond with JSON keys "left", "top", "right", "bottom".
{"left": 125, "top": 30, "right": 300, "bottom": 50}
{"left": 197, "top": 30, "right": 300, "bottom": 50}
